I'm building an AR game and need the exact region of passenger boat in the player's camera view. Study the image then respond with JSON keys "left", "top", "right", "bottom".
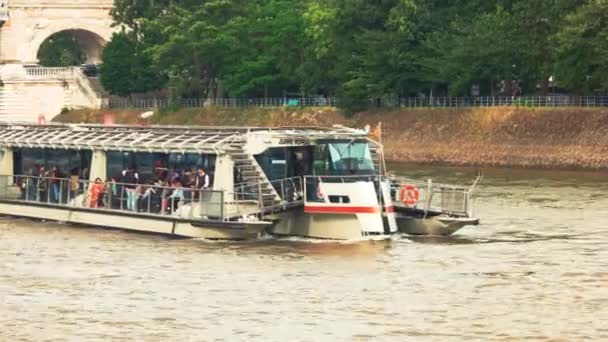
{"left": 0, "top": 122, "right": 479, "bottom": 240}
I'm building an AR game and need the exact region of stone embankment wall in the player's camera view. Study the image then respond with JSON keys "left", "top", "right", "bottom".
{"left": 54, "top": 106, "right": 608, "bottom": 170}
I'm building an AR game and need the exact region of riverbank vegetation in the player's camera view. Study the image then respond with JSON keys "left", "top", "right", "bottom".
{"left": 98, "top": 0, "right": 608, "bottom": 111}
{"left": 54, "top": 106, "right": 608, "bottom": 170}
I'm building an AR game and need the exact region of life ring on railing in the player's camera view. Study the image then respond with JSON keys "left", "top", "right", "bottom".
{"left": 399, "top": 184, "right": 420, "bottom": 206}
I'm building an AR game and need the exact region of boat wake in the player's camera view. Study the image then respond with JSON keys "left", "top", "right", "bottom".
{"left": 190, "top": 233, "right": 397, "bottom": 244}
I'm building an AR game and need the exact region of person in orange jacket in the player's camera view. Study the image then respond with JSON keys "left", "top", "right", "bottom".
{"left": 89, "top": 177, "right": 105, "bottom": 208}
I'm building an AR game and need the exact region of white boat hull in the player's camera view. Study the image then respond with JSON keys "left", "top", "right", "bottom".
{"left": 0, "top": 201, "right": 267, "bottom": 240}
{"left": 396, "top": 216, "right": 479, "bottom": 236}
{"left": 267, "top": 207, "right": 373, "bottom": 240}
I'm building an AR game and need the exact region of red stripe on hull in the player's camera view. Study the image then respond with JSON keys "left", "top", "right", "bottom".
{"left": 385, "top": 206, "right": 395, "bottom": 214}
{"left": 304, "top": 206, "right": 381, "bottom": 214}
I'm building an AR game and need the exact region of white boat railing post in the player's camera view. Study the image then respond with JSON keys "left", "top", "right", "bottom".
{"left": 147, "top": 188, "right": 152, "bottom": 215}
{"left": 25, "top": 177, "right": 29, "bottom": 202}
{"left": 424, "top": 178, "right": 433, "bottom": 219}
{"left": 46, "top": 177, "right": 51, "bottom": 203}
{"left": 120, "top": 186, "right": 125, "bottom": 211}
{"left": 57, "top": 179, "right": 63, "bottom": 204}
{"left": 199, "top": 190, "right": 204, "bottom": 219}
{"left": 107, "top": 182, "right": 112, "bottom": 210}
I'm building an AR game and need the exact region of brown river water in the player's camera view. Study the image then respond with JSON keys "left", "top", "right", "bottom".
{"left": 1, "top": 164, "right": 608, "bottom": 341}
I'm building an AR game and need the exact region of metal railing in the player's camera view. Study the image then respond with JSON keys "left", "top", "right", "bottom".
{"left": 389, "top": 176, "right": 479, "bottom": 218}
{"left": 0, "top": 175, "right": 226, "bottom": 221}
{"left": 102, "top": 95, "right": 608, "bottom": 109}
{"left": 232, "top": 176, "right": 304, "bottom": 208}
{"left": 103, "top": 97, "right": 337, "bottom": 109}
{"left": 302, "top": 174, "right": 478, "bottom": 218}
{"left": 387, "top": 96, "right": 608, "bottom": 108}
{"left": 0, "top": 174, "right": 306, "bottom": 223}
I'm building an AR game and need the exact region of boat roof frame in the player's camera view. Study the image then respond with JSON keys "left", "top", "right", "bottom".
{"left": 0, "top": 122, "right": 373, "bottom": 154}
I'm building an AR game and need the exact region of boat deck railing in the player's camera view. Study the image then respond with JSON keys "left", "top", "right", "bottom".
{"left": 231, "top": 176, "right": 304, "bottom": 218}
{"left": 0, "top": 175, "right": 230, "bottom": 221}
{"left": 0, "top": 174, "right": 307, "bottom": 223}
{"left": 302, "top": 175, "right": 478, "bottom": 218}
{"left": 0, "top": 174, "right": 477, "bottom": 221}
{"left": 388, "top": 176, "right": 480, "bottom": 218}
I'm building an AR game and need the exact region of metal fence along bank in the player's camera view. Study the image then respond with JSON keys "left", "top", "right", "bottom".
{"left": 102, "top": 96, "right": 608, "bottom": 110}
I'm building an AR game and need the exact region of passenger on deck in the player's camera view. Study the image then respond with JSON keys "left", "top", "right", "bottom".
{"left": 38, "top": 165, "right": 50, "bottom": 202}
{"left": 167, "top": 169, "right": 180, "bottom": 184}
{"left": 121, "top": 167, "right": 140, "bottom": 211}
{"left": 168, "top": 180, "right": 184, "bottom": 214}
{"left": 89, "top": 177, "right": 105, "bottom": 208}
{"left": 195, "top": 167, "right": 210, "bottom": 190}
{"left": 26, "top": 166, "right": 39, "bottom": 201}
{"left": 181, "top": 169, "right": 194, "bottom": 203}
{"left": 138, "top": 181, "right": 160, "bottom": 213}
{"left": 160, "top": 179, "right": 171, "bottom": 214}
{"left": 154, "top": 160, "right": 168, "bottom": 180}
{"left": 49, "top": 165, "right": 63, "bottom": 203}
{"left": 109, "top": 177, "right": 121, "bottom": 209}
{"left": 69, "top": 167, "right": 80, "bottom": 202}
{"left": 194, "top": 167, "right": 210, "bottom": 201}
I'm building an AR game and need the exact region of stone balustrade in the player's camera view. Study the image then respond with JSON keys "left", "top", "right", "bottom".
{"left": 25, "top": 67, "right": 75, "bottom": 79}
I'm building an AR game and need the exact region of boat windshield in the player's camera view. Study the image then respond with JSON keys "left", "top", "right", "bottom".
{"left": 314, "top": 140, "right": 375, "bottom": 176}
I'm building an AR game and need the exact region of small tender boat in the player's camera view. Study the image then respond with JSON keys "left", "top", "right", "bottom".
{"left": 0, "top": 122, "right": 479, "bottom": 240}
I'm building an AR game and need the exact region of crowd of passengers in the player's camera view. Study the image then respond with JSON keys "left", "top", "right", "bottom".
{"left": 17, "top": 163, "right": 213, "bottom": 215}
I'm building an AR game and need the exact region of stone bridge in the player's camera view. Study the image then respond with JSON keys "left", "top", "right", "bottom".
{"left": 0, "top": 0, "right": 116, "bottom": 122}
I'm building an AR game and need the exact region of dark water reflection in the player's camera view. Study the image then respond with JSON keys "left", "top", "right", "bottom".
{"left": 1, "top": 164, "right": 608, "bottom": 340}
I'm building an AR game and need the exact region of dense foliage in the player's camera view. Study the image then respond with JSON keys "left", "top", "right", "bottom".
{"left": 100, "top": 0, "right": 608, "bottom": 108}
{"left": 37, "top": 31, "right": 86, "bottom": 67}
{"left": 100, "top": 32, "right": 166, "bottom": 96}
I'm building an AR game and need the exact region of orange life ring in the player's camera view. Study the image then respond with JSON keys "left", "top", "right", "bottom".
{"left": 399, "top": 184, "right": 420, "bottom": 206}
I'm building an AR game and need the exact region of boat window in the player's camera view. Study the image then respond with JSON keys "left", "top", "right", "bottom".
{"left": 107, "top": 152, "right": 216, "bottom": 182}
{"left": 168, "top": 153, "right": 215, "bottom": 171}
{"left": 328, "top": 195, "right": 351, "bottom": 204}
{"left": 314, "top": 141, "right": 374, "bottom": 176}
{"left": 14, "top": 148, "right": 91, "bottom": 178}
{"left": 107, "top": 152, "right": 132, "bottom": 180}
{"left": 255, "top": 148, "right": 288, "bottom": 181}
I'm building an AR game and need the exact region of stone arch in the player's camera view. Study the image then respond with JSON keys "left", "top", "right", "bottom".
{"left": 31, "top": 27, "right": 110, "bottom": 64}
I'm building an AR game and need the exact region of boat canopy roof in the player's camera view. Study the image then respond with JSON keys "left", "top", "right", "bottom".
{"left": 0, "top": 122, "right": 371, "bottom": 154}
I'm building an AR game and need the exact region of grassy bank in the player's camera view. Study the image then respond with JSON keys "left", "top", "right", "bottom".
{"left": 54, "top": 106, "right": 608, "bottom": 170}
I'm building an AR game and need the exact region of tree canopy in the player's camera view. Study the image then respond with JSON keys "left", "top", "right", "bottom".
{"left": 37, "top": 31, "right": 86, "bottom": 67}
{"left": 101, "top": 0, "right": 608, "bottom": 108}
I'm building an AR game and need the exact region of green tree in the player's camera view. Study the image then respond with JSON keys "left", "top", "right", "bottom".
{"left": 555, "top": 0, "right": 608, "bottom": 94}
{"left": 100, "top": 32, "right": 166, "bottom": 96}
{"left": 301, "top": 0, "right": 430, "bottom": 109}
{"left": 37, "top": 31, "right": 86, "bottom": 67}
{"left": 424, "top": 7, "right": 518, "bottom": 96}
{"left": 138, "top": 1, "right": 245, "bottom": 98}
{"left": 103, "top": 0, "right": 597, "bottom": 108}
{"left": 221, "top": 0, "right": 308, "bottom": 97}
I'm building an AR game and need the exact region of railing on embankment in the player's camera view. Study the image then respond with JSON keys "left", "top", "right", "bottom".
{"left": 102, "top": 95, "right": 608, "bottom": 110}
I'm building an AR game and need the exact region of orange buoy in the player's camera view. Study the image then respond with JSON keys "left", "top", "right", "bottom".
{"left": 399, "top": 184, "right": 420, "bottom": 206}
